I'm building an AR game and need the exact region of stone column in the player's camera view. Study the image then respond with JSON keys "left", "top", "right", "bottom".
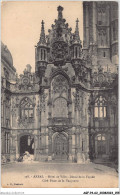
{"left": 72, "top": 129, "right": 76, "bottom": 162}
{"left": 45, "top": 132, "right": 49, "bottom": 160}
{"left": 92, "top": 2, "right": 97, "bottom": 43}
{"left": 75, "top": 130, "right": 78, "bottom": 162}
{"left": 76, "top": 110, "right": 79, "bottom": 125}
{"left": 68, "top": 134, "right": 72, "bottom": 161}
{"left": 15, "top": 136, "right": 19, "bottom": 159}
{"left": 34, "top": 135, "right": 38, "bottom": 160}
{"left": 86, "top": 132, "right": 90, "bottom": 163}
{"left": 48, "top": 129, "right": 52, "bottom": 161}
{"left": 35, "top": 135, "right": 39, "bottom": 161}
{"left": 36, "top": 95, "right": 40, "bottom": 129}
{"left": 71, "top": 88, "right": 75, "bottom": 124}
{"left": 77, "top": 133, "right": 80, "bottom": 149}
{"left": 39, "top": 133, "right": 42, "bottom": 161}
{"left": 10, "top": 135, "right": 16, "bottom": 162}
{"left": 95, "top": 139, "right": 97, "bottom": 157}
{"left": 45, "top": 130, "right": 48, "bottom": 151}
{"left": 1, "top": 131, "right": 5, "bottom": 154}
{"left": 77, "top": 132, "right": 84, "bottom": 164}
{"left": 48, "top": 88, "right": 52, "bottom": 125}
{"left": 106, "top": 134, "right": 110, "bottom": 155}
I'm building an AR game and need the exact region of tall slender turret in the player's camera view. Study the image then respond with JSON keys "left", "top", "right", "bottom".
{"left": 71, "top": 19, "right": 82, "bottom": 77}
{"left": 35, "top": 20, "right": 48, "bottom": 81}
{"left": 74, "top": 18, "right": 81, "bottom": 44}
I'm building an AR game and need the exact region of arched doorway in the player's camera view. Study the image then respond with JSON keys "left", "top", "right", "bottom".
{"left": 95, "top": 134, "right": 107, "bottom": 158}
{"left": 54, "top": 133, "right": 68, "bottom": 160}
{"left": 20, "top": 135, "right": 34, "bottom": 156}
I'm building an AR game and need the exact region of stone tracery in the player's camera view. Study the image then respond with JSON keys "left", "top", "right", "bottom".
{"left": 52, "top": 74, "right": 68, "bottom": 96}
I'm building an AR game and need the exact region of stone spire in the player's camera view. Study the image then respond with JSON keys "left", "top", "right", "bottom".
{"left": 39, "top": 20, "right": 46, "bottom": 45}
{"left": 57, "top": 6, "right": 63, "bottom": 20}
{"left": 74, "top": 18, "right": 80, "bottom": 43}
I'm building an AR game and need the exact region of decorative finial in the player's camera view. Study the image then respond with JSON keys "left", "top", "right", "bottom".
{"left": 57, "top": 6, "right": 64, "bottom": 20}
{"left": 75, "top": 18, "right": 79, "bottom": 32}
{"left": 74, "top": 18, "right": 80, "bottom": 43}
{"left": 39, "top": 20, "right": 46, "bottom": 45}
{"left": 76, "top": 18, "right": 79, "bottom": 25}
{"left": 41, "top": 20, "right": 44, "bottom": 28}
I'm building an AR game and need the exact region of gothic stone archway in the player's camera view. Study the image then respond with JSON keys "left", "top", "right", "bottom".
{"left": 53, "top": 133, "right": 68, "bottom": 160}
{"left": 20, "top": 135, "right": 34, "bottom": 156}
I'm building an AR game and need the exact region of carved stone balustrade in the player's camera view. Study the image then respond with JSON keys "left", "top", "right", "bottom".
{"left": 18, "top": 117, "right": 35, "bottom": 128}
{"left": 48, "top": 117, "right": 72, "bottom": 132}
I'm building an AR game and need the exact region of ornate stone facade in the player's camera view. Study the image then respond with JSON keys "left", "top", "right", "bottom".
{"left": 1, "top": 3, "right": 118, "bottom": 163}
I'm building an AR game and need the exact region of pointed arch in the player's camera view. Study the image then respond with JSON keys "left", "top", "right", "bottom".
{"left": 19, "top": 97, "right": 34, "bottom": 119}
{"left": 50, "top": 69, "right": 71, "bottom": 85}
{"left": 52, "top": 132, "right": 68, "bottom": 160}
{"left": 94, "top": 95, "right": 107, "bottom": 118}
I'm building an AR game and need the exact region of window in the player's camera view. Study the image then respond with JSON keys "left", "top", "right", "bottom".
{"left": 5, "top": 132, "right": 10, "bottom": 153}
{"left": 44, "top": 50, "right": 46, "bottom": 60}
{"left": 94, "top": 96, "right": 107, "bottom": 118}
{"left": 6, "top": 98, "right": 10, "bottom": 127}
{"left": 96, "top": 134, "right": 106, "bottom": 141}
{"left": 20, "top": 97, "right": 34, "bottom": 119}
{"left": 82, "top": 139, "right": 84, "bottom": 152}
{"left": 41, "top": 49, "right": 43, "bottom": 60}
{"left": 103, "top": 51, "right": 106, "bottom": 57}
{"left": 40, "top": 49, "right": 46, "bottom": 61}
{"left": 75, "top": 47, "right": 77, "bottom": 58}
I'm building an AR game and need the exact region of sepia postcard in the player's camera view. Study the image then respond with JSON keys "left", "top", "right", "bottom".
{"left": 1, "top": 1, "right": 119, "bottom": 191}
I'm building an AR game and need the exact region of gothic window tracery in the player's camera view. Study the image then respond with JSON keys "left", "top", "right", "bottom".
{"left": 94, "top": 96, "right": 107, "bottom": 118}
{"left": 40, "top": 49, "right": 46, "bottom": 61}
{"left": 19, "top": 97, "right": 34, "bottom": 119}
{"left": 52, "top": 74, "right": 68, "bottom": 97}
{"left": 73, "top": 90, "right": 83, "bottom": 112}
{"left": 51, "top": 74, "right": 69, "bottom": 118}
